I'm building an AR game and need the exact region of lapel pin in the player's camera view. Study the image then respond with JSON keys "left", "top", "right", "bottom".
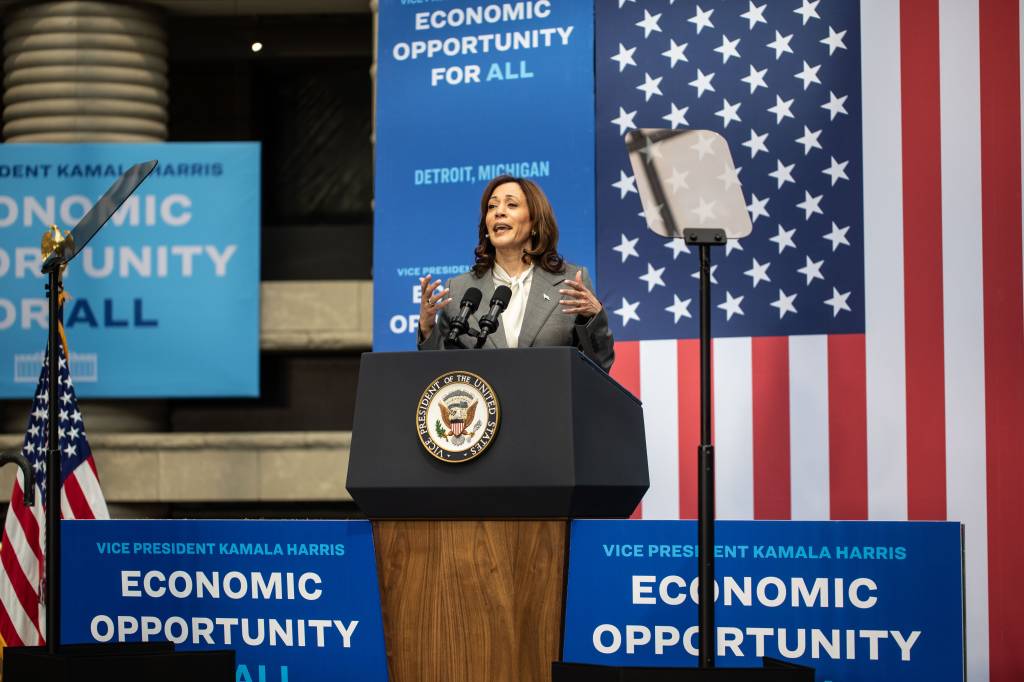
{"left": 543, "top": 293, "right": 551, "bottom": 300}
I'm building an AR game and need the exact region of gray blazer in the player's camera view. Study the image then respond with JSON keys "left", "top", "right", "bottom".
{"left": 418, "top": 263, "right": 615, "bottom": 371}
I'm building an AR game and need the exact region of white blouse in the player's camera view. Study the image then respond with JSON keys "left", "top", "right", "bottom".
{"left": 491, "top": 263, "right": 534, "bottom": 348}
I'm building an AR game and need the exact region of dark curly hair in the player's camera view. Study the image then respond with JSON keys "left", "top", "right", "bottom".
{"left": 471, "top": 175, "right": 566, "bottom": 278}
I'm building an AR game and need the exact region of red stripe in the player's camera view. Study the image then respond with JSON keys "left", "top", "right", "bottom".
{"left": 677, "top": 339, "right": 702, "bottom": 520}
{"left": 751, "top": 336, "right": 791, "bottom": 520}
{"left": 979, "top": 1, "right": 1024, "bottom": 678}
{"left": 62, "top": 470, "right": 92, "bottom": 520}
{"left": 827, "top": 335, "right": 867, "bottom": 519}
{"left": 10, "top": 484, "right": 43, "bottom": 563}
{"left": 900, "top": 0, "right": 948, "bottom": 520}
{"left": 609, "top": 341, "right": 643, "bottom": 519}
{"left": 0, "top": 541, "right": 38, "bottom": 633}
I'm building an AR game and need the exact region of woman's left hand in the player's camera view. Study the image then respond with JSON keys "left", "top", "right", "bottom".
{"left": 559, "top": 271, "right": 603, "bottom": 319}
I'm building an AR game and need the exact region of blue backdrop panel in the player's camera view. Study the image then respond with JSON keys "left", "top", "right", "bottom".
{"left": 62, "top": 520, "right": 389, "bottom": 682}
{"left": 0, "top": 143, "right": 260, "bottom": 398}
{"left": 374, "top": 0, "right": 595, "bottom": 350}
{"left": 564, "top": 520, "right": 964, "bottom": 681}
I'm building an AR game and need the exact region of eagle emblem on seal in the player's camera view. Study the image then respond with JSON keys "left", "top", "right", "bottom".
{"left": 436, "top": 389, "right": 480, "bottom": 443}
{"left": 416, "top": 371, "right": 500, "bottom": 463}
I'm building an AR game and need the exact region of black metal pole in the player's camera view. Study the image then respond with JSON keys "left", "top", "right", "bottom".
{"left": 697, "top": 243, "right": 715, "bottom": 668}
{"left": 45, "top": 267, "right": 61, "bottom": 653}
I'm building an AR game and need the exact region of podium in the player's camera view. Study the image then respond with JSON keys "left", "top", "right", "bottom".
{"left": 347, "top": 348, "right": 648, "bottom": 681}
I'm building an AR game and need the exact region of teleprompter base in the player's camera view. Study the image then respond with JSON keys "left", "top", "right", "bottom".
{"left": 2, "top": 642, "right": 235, "bottom": 682}
{"left": 553, "top": 658, "right": 815, "bottom": 681}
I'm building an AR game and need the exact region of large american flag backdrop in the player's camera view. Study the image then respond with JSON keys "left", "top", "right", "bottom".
{"left": 0, "top": 340, "right": 109, "bottom": 647}
{"left": 596, "top": 1, "right": 1023, "bottom": 680}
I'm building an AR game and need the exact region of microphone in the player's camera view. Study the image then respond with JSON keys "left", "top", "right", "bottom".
{"left": 446, "top": 287, "right": 483, "bottom": 345}
{"left": 476, "top": 285, "right": 513, "bottom": 340}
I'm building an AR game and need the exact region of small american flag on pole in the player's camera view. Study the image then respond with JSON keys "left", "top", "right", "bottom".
{"left": 0, "top": 336, "right": 109, "bottom": 647}
{"left": 596, "top": 1, "right": 1024, "bottom": 680}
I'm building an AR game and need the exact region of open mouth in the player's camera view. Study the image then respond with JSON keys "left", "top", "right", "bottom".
{"left": 492, "top": 223, "right": 513, "bottom": 235}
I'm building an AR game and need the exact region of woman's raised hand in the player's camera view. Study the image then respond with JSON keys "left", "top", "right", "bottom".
{"left": 559, "top": 271, "right": 602, "bottom": 319}
{"left": 418, "top": 274, "right": 450, "bottom": 337}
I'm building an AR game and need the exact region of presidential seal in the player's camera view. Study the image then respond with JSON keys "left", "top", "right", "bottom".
{"left": 416, "top": 370, "right": 500, "bottom": 463}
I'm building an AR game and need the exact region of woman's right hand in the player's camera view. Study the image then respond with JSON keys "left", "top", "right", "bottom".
{"left": 418, "top": 274, "right": 451, "bottom": 337}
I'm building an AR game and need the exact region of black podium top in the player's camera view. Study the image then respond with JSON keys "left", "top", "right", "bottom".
{"left": 346, "top": 348, "right": 649, "bottom": 518}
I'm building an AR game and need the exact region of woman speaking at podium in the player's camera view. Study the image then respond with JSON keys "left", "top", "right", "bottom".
{"left": 417, "top": 175, "right": 615, "bottom": 371}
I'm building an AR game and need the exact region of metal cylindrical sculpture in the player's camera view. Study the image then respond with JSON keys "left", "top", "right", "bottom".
{"left": 3, "top": 0, "right": 167, "bottom": 142}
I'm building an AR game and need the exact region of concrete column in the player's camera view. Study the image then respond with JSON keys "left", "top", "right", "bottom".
{"left": 3, "top": 0, "right": 167, "bottom": 142}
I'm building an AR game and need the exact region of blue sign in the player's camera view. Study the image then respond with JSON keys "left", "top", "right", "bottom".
{"left": 0, "top": 143, "right": 260, "bottom": 397}
{"left": 374, "top": 0, "right": 596, "bottom": 349}
{"left": 62, "top": 520, "right": 389, "bottom": 682}
{"left": 564, "top": 520, "right": 964, "bottom": 681}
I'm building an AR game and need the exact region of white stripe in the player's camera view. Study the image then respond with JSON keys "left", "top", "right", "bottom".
{"left": 788, "top": 335, "right": 830, "bottom": 520}
{"left": 0, "top": 479, "right": 42, "bottom": 646}
{"left": 639, "top": 340, "right": 680, "bottom": 519}
{"left": 60, "top": 487, "right": 75, "bottom": 520}
{"left": 33, "top": 485, "right": 45, "bottom": 557}
{"left": 3, "top": 482, "right": 41, "bottom": 599}
{"left": 712, "top": 337, "right": 753, "bottom": 520}
{"left": 0, "top": 569, "right": 38, "bottom": 646}
{"left": 72, "top": 464, "right": 110, "bottom": 519}
{"left": 861, "top": 0, "right": 909, "bottom": 520}
{"left": 33, "top": 492, "right": 45, "bottom": 641}
{"left": 940, "top": 2, "right": 990, "bottom": 680}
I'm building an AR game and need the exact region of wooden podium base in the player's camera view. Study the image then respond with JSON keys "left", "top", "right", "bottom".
{"left": 373, "top": 520, "right": 568, "bottom": 682}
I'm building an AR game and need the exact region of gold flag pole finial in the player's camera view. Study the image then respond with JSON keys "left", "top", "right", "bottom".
{"left": 40, "top": 224, "right": 74, "bottom": 272}
{"left": 40, "top": 224, "right": 74, "bottom": 356}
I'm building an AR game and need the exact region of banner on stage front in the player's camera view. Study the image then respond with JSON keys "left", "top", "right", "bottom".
{"left": 62, "top": 520, "right": 389, "bottom": 682}
{"left": 373, "top": 0, "right": 596, "bottom": 349}
{"left": 0, "top": 143, "right": 260, "bottom": 397}
{"left": 563, "top": 520, "right": 965, "bottom": 681}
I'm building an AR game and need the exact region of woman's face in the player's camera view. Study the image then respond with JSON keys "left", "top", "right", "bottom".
{"left": 485, "top": 182, "right": 532, "bottom": 252}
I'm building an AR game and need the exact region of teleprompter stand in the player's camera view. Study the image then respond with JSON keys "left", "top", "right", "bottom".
{"left": 618, "top": 128, "right": 814, "bottom": 678}
{"left": 687, "top": 226, "right": 726, "bottom": 670}
{"left": 558, "top": 229, "right": 815, "bottom": 681}
{"left": 3, "top": 161, "right": 233, "bottom": 681}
